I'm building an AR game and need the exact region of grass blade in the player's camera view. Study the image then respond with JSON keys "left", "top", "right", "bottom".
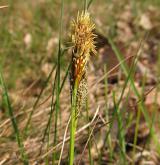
{"left": 0, "top": 71, "right": 28, "bottom": 165}
{"left": 52, "top": 0, "right": 64, "bottom": 163}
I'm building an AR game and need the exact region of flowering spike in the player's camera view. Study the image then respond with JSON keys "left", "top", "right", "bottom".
{"left": 70, "top": 11, "right": 96, "bottom": 84}
{"left": 70, "top": 11, "right": 97, "bottom": 109}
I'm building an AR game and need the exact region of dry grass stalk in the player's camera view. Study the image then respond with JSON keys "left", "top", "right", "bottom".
{"left": 0, "top": 5, "right": 8, "bottom": 9}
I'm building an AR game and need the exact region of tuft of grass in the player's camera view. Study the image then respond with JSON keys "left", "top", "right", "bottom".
{"left": 107, "top": 35, "right": 160, "bottom": 162}
{"left": 111, "top": 57, "right": 137, "bottom": 164}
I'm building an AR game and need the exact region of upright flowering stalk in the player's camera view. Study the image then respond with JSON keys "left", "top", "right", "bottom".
{"left": 70, "top": 11, "right": 96, "bottom": 110}
{"left": 69, "top": 12, "right": 96, "bottom": 165}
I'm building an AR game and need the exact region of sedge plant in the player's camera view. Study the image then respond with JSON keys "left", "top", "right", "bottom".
{"left": 69, "top": 12, "right": 96, "bottom": 165}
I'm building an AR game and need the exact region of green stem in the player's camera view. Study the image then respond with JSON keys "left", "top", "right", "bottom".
{"left": 84, "top": 0, "right": 88, "bottom": 12}
{"left": 0, "top": 72, "right": 28, "bottom": 165}
{"left": 69, "top": 80, "right": 78, "bottom": 165}
{"left": 52, "top": 0, "right": 63, "bottom": 163}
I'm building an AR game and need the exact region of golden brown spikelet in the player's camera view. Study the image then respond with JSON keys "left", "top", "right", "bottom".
{"left": 70, "top": 11, "right": 97, "bottom": 110}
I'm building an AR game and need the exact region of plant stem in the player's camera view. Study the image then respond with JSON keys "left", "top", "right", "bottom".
{"left": 69, "top": 80, "right": 78, "bottom": 165}
{"left": 52, "top": 0, "right": 63, "bottom": 163}
{"left": 84, "top": 0, "right": 88, "bottom": 12}
{"left": 0, "top": 72, "right": 28, "bottom": 165}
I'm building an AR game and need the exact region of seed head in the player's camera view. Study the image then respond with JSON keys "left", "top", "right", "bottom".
{"left": 70, "top": 12, "right": 96, "bottom": 85}
{"left": 70, "top": 12, "right": 96, "bottom": 110}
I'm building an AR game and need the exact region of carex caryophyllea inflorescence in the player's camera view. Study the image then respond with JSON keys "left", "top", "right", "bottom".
{"left": 70, "top": 12, "right": 97, "bottom": 110}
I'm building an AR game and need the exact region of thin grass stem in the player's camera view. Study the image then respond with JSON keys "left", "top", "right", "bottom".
{"left": 69, "top": 80, "right": 78, "bottom": 165}
{"left": 0, "top": 71, "right": 28, "bottom": 165}
{"left": 52, "top": 0, "right": 64, "bottom": 163}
